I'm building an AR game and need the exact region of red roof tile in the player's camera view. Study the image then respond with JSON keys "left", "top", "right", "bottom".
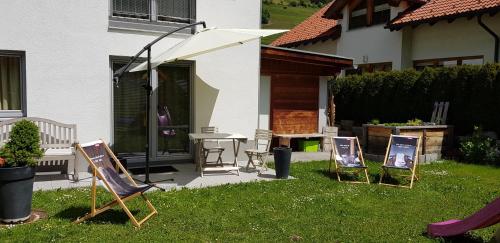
{"left": 390, "top": 0, "right": 500, "bottom": 28}
{"left": 271, "top": 2, "right": 339, "bottom": 47}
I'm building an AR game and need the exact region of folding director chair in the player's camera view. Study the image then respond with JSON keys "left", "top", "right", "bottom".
{"left": 379, "top": 135, "right": 422, "bottom": 189}
{"left": 74, "top": 139, "right": 157, "bottom": 227}
{"left": 329, "top": 136, "right": 370, "bottom": 184}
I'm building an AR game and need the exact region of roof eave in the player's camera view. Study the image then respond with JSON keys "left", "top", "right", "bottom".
{"left": 387, "top": 5, "right": 500, "bottom": 31}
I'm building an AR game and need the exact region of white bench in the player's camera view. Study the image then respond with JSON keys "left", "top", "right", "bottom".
{"left": 0, "top": 117, "right": 78, "bottom": 181}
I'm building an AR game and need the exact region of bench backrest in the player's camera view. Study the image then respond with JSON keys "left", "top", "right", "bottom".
{"left": 0, "top": 117, "right": 77, "bottom": 149}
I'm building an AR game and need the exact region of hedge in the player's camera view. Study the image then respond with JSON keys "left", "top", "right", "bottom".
{"left": 330, "top": 64, "right": 500, "bottom": 136}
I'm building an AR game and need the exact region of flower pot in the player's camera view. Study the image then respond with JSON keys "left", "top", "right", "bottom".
{"left": 0, "top": 166, "right": 35, "bottom": 223}
{"left": 273, "top": 147, "right": 292, "bottom": 179}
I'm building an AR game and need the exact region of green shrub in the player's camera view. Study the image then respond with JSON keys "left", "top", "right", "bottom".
{"left": 261, "top": 8, "right": 271, "bottom": 24}
{"left": 289, "top": 0, "right": 298, "bottom": 7}
{"left": 459, "top": 126, "right": 499, "bottom": 165}
{"left": 0, "top": 120, "right": 44, "bottom": 167}
{"left": 330, "top": 64, "right": 500, "bottom": 135}
{"left": 369, "top": 119, "right": 380, "bottom": 125}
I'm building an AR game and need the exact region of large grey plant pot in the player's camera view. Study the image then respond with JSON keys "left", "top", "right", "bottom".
{"left": 0, "top": 166, "right": 35, "bottom": 223}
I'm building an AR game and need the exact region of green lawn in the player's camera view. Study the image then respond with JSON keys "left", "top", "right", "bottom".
{"left": 1, "top": 161, "right": 499, "bottom": 242}
{"left": 262, "top": 4, "right": 320, "bottom": 45}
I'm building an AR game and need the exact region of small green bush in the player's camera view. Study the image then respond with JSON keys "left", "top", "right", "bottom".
{"left": 369, "top": 119, "right": 380, "bottom": 125}
{"left": 0, "top": 120, "right": 43, "bottom": 167}
{"left": 459, "top": 126, "right": 499, "bottom": 165}
{"left": 289, "top": 0, "right": 298, "bottom": 7}
{"left": 261, "top": 8, "right": 271, "bottom": 24}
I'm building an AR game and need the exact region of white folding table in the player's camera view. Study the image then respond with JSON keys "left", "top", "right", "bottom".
{"left": 189, "top": 133, "right": 247, "bottom": 177}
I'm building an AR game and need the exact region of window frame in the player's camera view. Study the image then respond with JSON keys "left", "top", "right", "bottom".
{"left": 348, "top": 0, "right": 391, "bottom": 30}
{"left": 413, "top": 55, "right": 484, "bottom": 70}
{"left": 0, "top": 50, "right": 26, "bottom": 119}
{"left": 108, "top": 0, "right": 196, "bottom": 34}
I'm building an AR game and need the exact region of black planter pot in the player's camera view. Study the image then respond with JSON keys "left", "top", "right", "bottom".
{"left": 273, "top": 147, "right": 292, "bottom": 179}
{"left": 0, "top": 166, "right": 35, "bottom": 223}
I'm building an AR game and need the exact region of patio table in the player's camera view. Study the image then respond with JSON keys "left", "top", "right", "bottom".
{"left": 189, "top": 133, "right": 247, "bottom": 177}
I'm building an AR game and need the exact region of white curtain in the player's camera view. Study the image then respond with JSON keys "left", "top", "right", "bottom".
{"left": 0, "top": 56, "right": 21, "bottom": 110}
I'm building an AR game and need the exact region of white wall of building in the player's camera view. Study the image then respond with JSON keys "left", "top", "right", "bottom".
{"left": 258, "top": 75, "right": 271, "bottom": 130}
{"left": 0, "top": 0, "right": 261, "bottom": 170}
{"left": 411, "top": 14, "right": 500, "bottom": 63}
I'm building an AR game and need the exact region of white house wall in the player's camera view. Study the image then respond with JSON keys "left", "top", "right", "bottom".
{"left": 411, "top": 14, "right": 500, "bottom": 63}
{"left": 0, "top": 0, "right": 261, "bottom": 171}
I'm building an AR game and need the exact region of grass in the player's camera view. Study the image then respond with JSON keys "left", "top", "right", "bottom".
{"left": 262, "top": 3, "right": 320, "bottom": 45}
{"left": 1, "top": 161, "right": 499, "bottom": 242}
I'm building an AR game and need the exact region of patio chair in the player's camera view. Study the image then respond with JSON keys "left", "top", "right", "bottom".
{"left": 158, "top": 105, "right": 176, "bottom": 155}
{"left": 379, "top": 135, "right": 422, "bottom": 189}
{"left": 201, "top": 126, "right": 224, "bottom": 166}
{"left": 245, "top": 129, "right": 273, "bottom": 173}
{"left": 74, "top": 139, "right": 157, "bottom": 228}
{"left": 329, "top": 136, "right": 370, "bottom": 184}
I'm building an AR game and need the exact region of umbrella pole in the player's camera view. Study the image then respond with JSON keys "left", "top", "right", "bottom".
{"left": 145, "top": 47, "right": 152, "bottom": 184}
{"left": 113, "top": 21, "right": 207, "bottom": 191}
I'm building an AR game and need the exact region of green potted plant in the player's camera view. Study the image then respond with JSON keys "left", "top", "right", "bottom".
{"left": 0, "top": 120, "right": 43, "bottom": 223}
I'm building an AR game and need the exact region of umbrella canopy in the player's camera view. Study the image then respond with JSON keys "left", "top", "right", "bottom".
{"left": 130, "top": 27, "right": 287, "bottom": 72}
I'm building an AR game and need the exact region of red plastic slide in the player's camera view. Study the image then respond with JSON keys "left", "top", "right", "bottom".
{"left": 427, "top": 197, "right": 500, "bottom": 237}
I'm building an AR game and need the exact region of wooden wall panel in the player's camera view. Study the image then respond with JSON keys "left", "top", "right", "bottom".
{"left": 271, "top": 75, "right": 319, "bottom": 134}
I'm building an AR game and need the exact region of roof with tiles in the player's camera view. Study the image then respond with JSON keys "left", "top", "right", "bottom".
{"left": 389, "top": 0, "right": 500, "bottom": 29}
{"left": 271, "top": 2, "right": 339, "bottom": 47}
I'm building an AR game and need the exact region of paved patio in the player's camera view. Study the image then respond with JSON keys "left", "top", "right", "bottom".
{"left": 33, "top": 151, "right": 328, "bottom": 192}
{"left": 33, "top": 161, "right": 281, "bottom": 192}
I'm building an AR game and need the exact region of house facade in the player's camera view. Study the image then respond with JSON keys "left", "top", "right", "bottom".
{"left": 273, "top": 0, "right": 500, "bottom": 72}
{"left": 0, "top": 0, "right": 261, "bottom": 170}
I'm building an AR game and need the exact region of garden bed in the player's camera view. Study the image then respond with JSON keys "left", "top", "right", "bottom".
{"left": 363, "top": 124, "right": 453, "bottom": 163}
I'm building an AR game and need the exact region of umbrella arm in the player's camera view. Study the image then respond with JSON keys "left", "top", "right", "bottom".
{"left": 113, "top": 21, "right": 207, "bottom": 83}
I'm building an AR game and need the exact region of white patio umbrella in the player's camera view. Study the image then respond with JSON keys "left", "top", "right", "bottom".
{"left": 130, "top": 27, "right": 287, "bottom": 72}
{"left": 113, "top": 22, "right": 287, "bottom": 187}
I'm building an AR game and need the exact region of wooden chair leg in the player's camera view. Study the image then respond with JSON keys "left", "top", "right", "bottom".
{"left": 258, "top": 153, "right": 269, "bottom": 175}
{"left": 364, "top": 168, "right": 370, "bottom": 184}
{"left": 246, "top": 153, "right": 254, "bottom": 171}
{"left": 216, "top": 150, "right": 224, "bottom": 166}
{"left": 379, "top": 168, "right": 386, "bottom": 184}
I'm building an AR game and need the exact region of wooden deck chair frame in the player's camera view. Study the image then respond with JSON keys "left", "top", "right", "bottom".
{"left": 328, "top": 136, "right": 370, "bottom": 184}
{"left": 74, "top": 140, "right": 157, "bottom": 228}
{"left": 379, "top": 135, "right": 422, "bottom": 189}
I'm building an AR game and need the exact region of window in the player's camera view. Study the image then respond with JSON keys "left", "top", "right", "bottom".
{"left": 372, "top": 0, "right": 390, "bottom": 25}
{"left": 349, "top": 0, "right": 391, "bottom": 30}
{"left": 111, "top": 0, "right": 193, "bottom": 24}
{"left": 358, "top": 62, "right": 393, "bottom": 73}
{"left": 112, "top": 0, "right": 150, "bottom": 20}
{"left": 0, "top": 51, "right": 25, "bottom": 118}
{"left": 345, "top": 62, "right": 392, "bottom": 75}
{"left": 414, "top": 56, "right": 484, "bottom": 71}
{"left": 349, "top": 1, "right": 367, "bottom": 30}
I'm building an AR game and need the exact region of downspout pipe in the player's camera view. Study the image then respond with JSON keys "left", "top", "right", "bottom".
{"left": 478, "top": 15, "right": 499, "bottom": 63}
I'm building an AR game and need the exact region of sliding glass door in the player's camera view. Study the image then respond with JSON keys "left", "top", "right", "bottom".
{"left": 112, "top": 60, "right": 192, "bottom": 164}
{"left": 155, "top": 65, "right": 191, "bottom": 159}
